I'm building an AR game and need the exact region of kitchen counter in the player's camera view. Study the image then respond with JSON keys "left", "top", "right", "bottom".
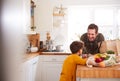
{"left": 23, "top": 52, "right": 39, "bottom": 62}
{"left": 23, "top": 52, "right": 70, "bottom": 62}
{"left": 76, "top": 64, "right": 120, "bottom": 78}
{"left": 40, "top": 52, "right": 70, "bottom": 55}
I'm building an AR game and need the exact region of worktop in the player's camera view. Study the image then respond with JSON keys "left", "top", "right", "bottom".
{"left": 76, "top": 64, "right": 120, "bottom": 78}
{"left": 23, "top": 52, "right": 39, "bottom": 62}
{"left": 23, "top": 52, "right": 70, "bottom": 62}
{"left": 40, "top": 52, "right": 70, "bottom": 55}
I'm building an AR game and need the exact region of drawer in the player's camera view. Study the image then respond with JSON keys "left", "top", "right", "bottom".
{"left": 42, "top": 55, "right": 68, "bottom": 62}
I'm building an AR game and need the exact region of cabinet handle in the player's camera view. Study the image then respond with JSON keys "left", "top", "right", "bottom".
{"left": 33, "top": 62, "right": 37, "bottom": 64}
{"left": 52, "top": 58, "right": 56, "bottom": 61}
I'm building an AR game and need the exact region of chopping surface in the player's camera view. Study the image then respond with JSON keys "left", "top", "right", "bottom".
{"left": 40, "top": 52, "right": 70, "bottom": 55}
{"left": 76, "top": 64, "right": 120, "bottom": 78}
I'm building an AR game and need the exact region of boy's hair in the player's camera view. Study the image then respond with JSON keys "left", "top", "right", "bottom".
{"left": 70, "top": 41, "right": 83, "bottom": 54}
{"left": 88, "top": 23, "right": 98, "bottom": 33}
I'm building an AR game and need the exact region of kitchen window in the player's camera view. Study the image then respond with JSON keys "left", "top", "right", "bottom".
{"left": 67, "top": 5, "right": 120, "bottom": 44}
{"left": 118, "top": 9, "right": 120, "bottom": 38}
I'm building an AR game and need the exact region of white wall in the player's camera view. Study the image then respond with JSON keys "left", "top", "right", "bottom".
{"left": 34, "top": 0, "right": 120, "bottom": 51}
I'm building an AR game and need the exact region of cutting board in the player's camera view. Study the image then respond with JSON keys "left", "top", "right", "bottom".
{"left": 27, "top": 33, "right": 40, "bottom": 47}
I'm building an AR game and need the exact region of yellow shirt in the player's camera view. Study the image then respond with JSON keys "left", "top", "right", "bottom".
{"left": 59, "top": 54, "right": 86, "bottom": 81}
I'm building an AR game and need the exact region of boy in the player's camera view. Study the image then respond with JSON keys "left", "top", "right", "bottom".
{"left": 59, "top": 41, "right": 87, "bottom": 81}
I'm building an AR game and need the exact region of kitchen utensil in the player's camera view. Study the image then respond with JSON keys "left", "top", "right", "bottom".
{"left": 56, "top": 45, "right": 63, "bottom": 52}
{"left": 31, "top": 47, "right": 38, "bottom": 52}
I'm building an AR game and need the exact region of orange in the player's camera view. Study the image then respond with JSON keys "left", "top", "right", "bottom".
{"left": 98, "top": 62, "right": 105, "bottom": 68}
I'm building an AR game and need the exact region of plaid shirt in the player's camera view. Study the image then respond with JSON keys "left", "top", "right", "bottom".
{"left": 80, "top": 33, "right": 104, "bottom": 54}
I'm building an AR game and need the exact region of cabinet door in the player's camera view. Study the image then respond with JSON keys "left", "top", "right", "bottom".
{"left": 24, "top": 60, "right": 31, "bottom": 81}
{"left": 36, "top": 55, "right": 68, "bottom": 81}
{"left": 23, "top": 56, "right": 39, "bottom": 81}
{"left": 31, "top": 57, "right": 39, "bottom": 81}
{"left": 42, "top": 63, "right": 62, "bottom": 81}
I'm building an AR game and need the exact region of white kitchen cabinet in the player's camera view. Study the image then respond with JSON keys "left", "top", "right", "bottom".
{"left": 42, "top": 63, "right": 62, "bottom": 81}
{"left": 23, "top": 56, "right": 39, "bottom": 81}
{"left": 36, "top": 55, "right": 68, "bottom": 81}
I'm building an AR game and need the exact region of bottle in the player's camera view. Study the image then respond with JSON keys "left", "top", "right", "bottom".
{"left": 46, "top": 32, "right": 51, "bottom": 40}
{"left": 26, "top": 42, "right": 31, "bottom": 53}
{"left": 40, "top": 41, "right": 43, "bottom": 49}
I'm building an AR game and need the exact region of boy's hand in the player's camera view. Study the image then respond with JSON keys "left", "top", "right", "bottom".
{"left": 86, "top": 56, "right": 96, "bottom": 67}
{"left": 82, "top": 54, "right": 88, "bottom": 58}
{"left": 87, "top": 60, "right": 96, "bottom": 65}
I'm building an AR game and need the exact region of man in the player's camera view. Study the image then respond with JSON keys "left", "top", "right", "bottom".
{"left": 80, "top": 23, "right": 105, "bottom": 54}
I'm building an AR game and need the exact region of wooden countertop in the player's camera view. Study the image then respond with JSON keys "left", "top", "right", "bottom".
{"left": 23, "top": 52, "right": 70, "bottom": 62}
{"left": 23, "top": 52, "right": 39, "bottom": 62}
{"left": 40, "top": 52, "right": 70, "bottom": 55}
{"left": 76, "top": 64, "right": 120, "bottom": 78}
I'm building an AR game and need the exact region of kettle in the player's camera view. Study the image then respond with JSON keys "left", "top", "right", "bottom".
{"left": 56, "top": 45, "right": 63, "bottom": 52}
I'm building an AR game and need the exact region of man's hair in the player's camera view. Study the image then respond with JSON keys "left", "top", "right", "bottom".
{"left": 88, "top": 23, "right": 98, "bottom": 33}
{"left": 70, "top": 41, "right": 83, "bottom": 54}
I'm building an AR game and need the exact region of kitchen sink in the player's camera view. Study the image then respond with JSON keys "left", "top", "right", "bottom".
{"left": 43, "top": 50, "right": 64, "bottom": 52}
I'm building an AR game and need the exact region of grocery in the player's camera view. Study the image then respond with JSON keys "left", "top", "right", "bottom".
{"left": 98, "top": 62, "right": 105, "bottom": 67}
{"left": 86, "top": 53, "right": 117, "bottom": 67}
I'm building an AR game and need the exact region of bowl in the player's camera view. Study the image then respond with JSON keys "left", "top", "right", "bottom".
{"left": 30, "top": 47, "right": 38, "bottom": 52}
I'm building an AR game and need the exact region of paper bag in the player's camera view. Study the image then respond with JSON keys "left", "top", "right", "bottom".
{"left": 116, "top": 40, "right": 120, "bottom": 54}
{"left": 99, "top": 40, "right": 117, "bottom": 54}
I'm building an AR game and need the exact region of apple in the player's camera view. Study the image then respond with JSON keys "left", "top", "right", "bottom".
{"left": 100, "top": 57, "right": 105, "bottom": 61}
{"left": 95, "top": 58, "right": 103, "bottom": 63}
